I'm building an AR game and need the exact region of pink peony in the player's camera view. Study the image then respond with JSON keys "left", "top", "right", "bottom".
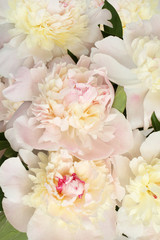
{"left": 4, "top": 56, "right": 133, "bottom": 160}
{"left": 0, "top": 148, "right": 125, "bottom": 240}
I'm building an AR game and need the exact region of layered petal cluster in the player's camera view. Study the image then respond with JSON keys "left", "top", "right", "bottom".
{"left": 0, "top": 149, "right": 124, "bottom": 240}
{"left": 0, "top": 76, "right": 22, "bottom": 131}
{"left": 4, "top": 56, "right": 133, "bottom": 160}
{"left": 91, "top": 15, "right": 160, "bottom": 129}
{"left": 117, "top": 131, "right": 160, "bottom": 239}
{"left": 0, "top": 0, "right": 111, "bottom": 77}
{"left": 108, "top": 0, "right": 160, "bottom": 28}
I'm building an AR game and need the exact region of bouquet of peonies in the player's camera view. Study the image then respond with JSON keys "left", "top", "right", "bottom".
{"left": 0, "top": 0, "right": 160, "bottom": 239}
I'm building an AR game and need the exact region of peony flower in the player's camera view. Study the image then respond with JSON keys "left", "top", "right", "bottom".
{"left": 0, "top": 76, "right": 22, "bottom": 132}
{"left": 108, "top": 0, "right": 160, "bottom": 28}
{"left": 116, "top": 130, "right": 160, "bottom": 239}
{"left": 0, "top": 0, "right": 111, "bottom": 77}
{"left": 91, "top": 15, "right": 160, "bottom": 129}
{"left": 0, "top": 148, "right": 125, "bottom": 240}
{"left": 4, "top": 56, "right": 133, "bottom": 160}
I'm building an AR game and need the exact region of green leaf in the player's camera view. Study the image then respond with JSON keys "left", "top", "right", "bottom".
{"left": 67, "top": 50, "right": 78, "bottom": 63}
{"left": 4, "top": 148, "right": 17, "bottom": 158}
{"left": 151, "top": 112, "right": 160, "bottom": 132}
{"left": 0, "top": 188, "right": 4, "bottom": 212}
{"left": 0, "top": 212, "right": 27, "bottom": 240}
{"left": 0, "top": 133, "right": 6, "bottom": 141}
{"left": 112, "top": 86, "right": 126, "bottom": 113}
{"left": 0, "top": 141, "right": 10, "bottom": 151}
{"left": 102, "top": 0, "right": 123, "bottom": 39}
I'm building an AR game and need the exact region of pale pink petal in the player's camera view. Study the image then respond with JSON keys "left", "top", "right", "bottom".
{"left": 27, "top": 209, "right": 73, "bottom": 240}
{"left": 3, "top": 68, "right": 33, "bottom": 101}
{"left": 140, "top": 131, "right": 160, "bottom": 162}
{"left": 3, "top": 198, "right": 34, "bottom": 232}
{"left": 0, "top": 45, "right": 24, "bottom": 77}
{"left": 6, "top": 115, "right": 59, "bottom": 151}
{"left": 5, "top": 127, "right": 33, "bottom": 151}
{"left": 6, "top": 102, "right": 31, "bottom": 129}
{"left": 3, "top": 64, "right": 47, "bottom": 101}
{"left": 143, "top": 91, "right": 160, "bottom": 129}
{"left": 0, "top": 157, "right": 32, "bottom": 202}
{"left": 124, "top": 84, "right": 148, "bottom": 129}
{"left": 72, "top": 137, "right": 114, "bottom": 160}
{"left": 48, "top": 55, "right": 74, "bottom": 69}
{"left": 106, "top": 109, "right": 133, "bottom": 155}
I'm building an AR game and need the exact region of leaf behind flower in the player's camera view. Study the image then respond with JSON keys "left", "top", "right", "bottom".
{"left": 0, "top": 212, "right": 27, "bottom": 240}
{"left": 112, "top": 86, "right": 126, "bottom": 113}
{"left": 102, "top": 0, "right": 123, "bottom": 39}
{"left": 151, "top": 112, "right": 160, "bottom": 132}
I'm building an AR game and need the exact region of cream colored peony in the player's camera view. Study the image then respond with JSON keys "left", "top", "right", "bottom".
{"left": 108, "top": 0, "right": 160, "bottom": 28}
{"left": 91, "top": 15, "right": 160, "bottom": 129}
{"left": 0, "top": 148, "right": 125, "bottom": 240}
{"left": 116, "top": 130, "right": 160, "bottom": 239}
{"left": 0, "top": 0, "right": 111, "bottom": 77}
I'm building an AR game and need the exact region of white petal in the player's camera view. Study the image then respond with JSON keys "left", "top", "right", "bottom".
{"left": 27, "top": 209, "right": 73, "bottom": 240}
{"left": 3, "top": 198, "right": 34, "bottom": 232}
{"left": 0, "top": 157, "right": 31, "bottom": 202}
{"left": 94, "top": 36, "right": 135, "bottom": 68}
{"left": 19, "top": 149, "right": 39, "bottom": 168}
{"left": 140, "top": 131, "right": 160, "bottom": 162}
{"left": 124, "top": 84, "right": 148, "bottom": 129}
{"left": 143, "top": 91, "right": 160, "bottom": 129}
{"left": 92, "top": 53, "right": 138, "bottom": 86}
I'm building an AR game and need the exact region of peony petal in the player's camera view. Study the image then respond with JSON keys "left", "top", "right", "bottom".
{"left": 0, "top": 44, "right": 25, "bottom": 77}
{"left": 124, "top": 84, "right": 148, "bottom": 129}
{"left": 126, "top": 129, "right": 146, "bottom": 159}
{"left": 0, "top": 157, "right": 31, "bottom": 202}
{"left": 112, "top": 155, "right": 132, "bottom": 187}
{"left": 27, "top": 209, "right": 73, "bottom": 240}
{"left": 0, "top": 23, "right": 13, "bottom": 48}
{"left": 106, "top": 108, "right": 133, "bottom": 155}
{"left": 140, "top": 131, "right": 160, "bottom": 162}
{"left": 92, "top": 53, "right": 138, "bottom": 86}
{"left": 19, "top": 149, "right": 39, "bottom": 168}
{"left": 94, "top": 36, "right": 135, "bottom": 69}
{"left": 3, "top": 65, "right": 47, "bottom": 102}
{"left": 6, "top": 115, "right": 59, "bottom": 151}
{"left": 117, "top": 207, "right": 143, "bottom": 239}
{"left": 6, "top": 102, "right": 31, "bottom": 129}
{"left": 3, "top": 198, "right": 34, "bottom": 232}
{"left": 143, "top": 91, "right": 160, "bottom": 129}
